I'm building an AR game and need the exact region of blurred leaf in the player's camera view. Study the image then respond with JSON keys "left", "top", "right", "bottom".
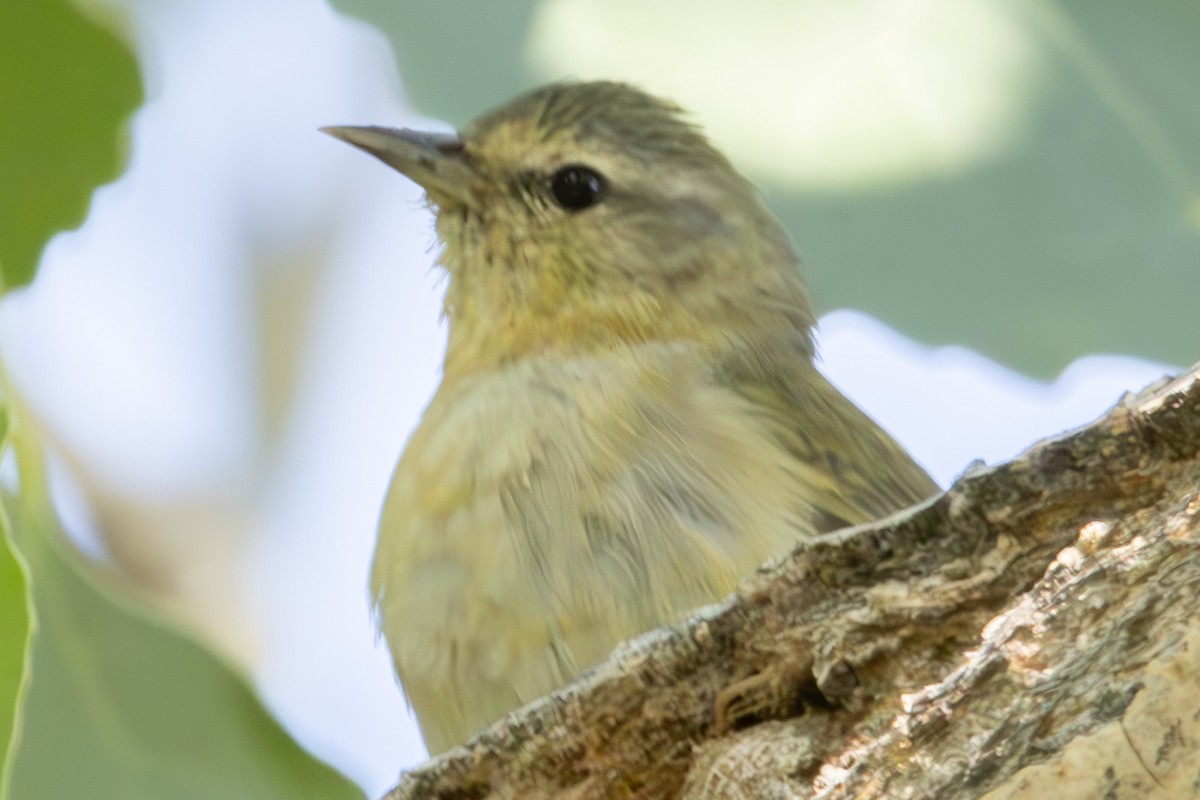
{"left": 0, "top": 0, "right": 142, "bottom": 291}
{"left": 1, "top": 415, "right": 365, "bottom": 800}
{"left": 330, "top": 0, "right": 1199, "bottom": 376}
{"left": 781, "top": 0, "right": 1200, "bottom": 376}
{"left": 0, "top": 422, "right": 32, "bottom": 800}
{"left": 329, "top": 0, "right": 541, "bottom": 126}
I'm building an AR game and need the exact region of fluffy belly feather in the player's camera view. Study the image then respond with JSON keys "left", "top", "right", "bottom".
{"left": 371, "top": 346, "right": 808, "bottom": 751}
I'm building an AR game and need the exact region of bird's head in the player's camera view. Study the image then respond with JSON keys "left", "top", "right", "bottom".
{"left": 325, "top": 81, "right": 813, "bottom": 377}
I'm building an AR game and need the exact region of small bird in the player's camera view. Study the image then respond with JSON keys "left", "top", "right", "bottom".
{"left": 324, "top": 81, "right": 938, "bottom": 754}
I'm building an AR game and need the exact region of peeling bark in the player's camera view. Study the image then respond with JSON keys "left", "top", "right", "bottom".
{"left": 383, "top": 362, "right": 1200, "bottom": 800}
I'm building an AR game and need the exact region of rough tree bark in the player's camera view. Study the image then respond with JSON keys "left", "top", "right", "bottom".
{"left": 382, "top": 362, "right": 1200, "bottom": 800}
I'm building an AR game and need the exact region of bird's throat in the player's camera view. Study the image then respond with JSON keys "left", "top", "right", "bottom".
{"left": 440, "top": 282, "right": 719, "bottom": 382}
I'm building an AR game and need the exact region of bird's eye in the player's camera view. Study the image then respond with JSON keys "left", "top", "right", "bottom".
{"left": 549, "top": 165, "right": 606, "bottom": 211}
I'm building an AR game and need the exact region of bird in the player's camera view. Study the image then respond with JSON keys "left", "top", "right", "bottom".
{"left": 323, "top": 81, "right": 939, "bottom": 754}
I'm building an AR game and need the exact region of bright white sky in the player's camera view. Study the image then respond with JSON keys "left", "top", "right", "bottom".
{"left": 0, "top": 1, "right": 1178, "bottom": 796}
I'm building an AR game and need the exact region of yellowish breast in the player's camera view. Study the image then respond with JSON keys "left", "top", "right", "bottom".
{"left": 372, "top": 342, "right": 811, "bottom": 752}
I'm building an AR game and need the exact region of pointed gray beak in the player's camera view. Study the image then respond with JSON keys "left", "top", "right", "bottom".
{"left": 321, "top": 125, "right": 476, "bottom": 208}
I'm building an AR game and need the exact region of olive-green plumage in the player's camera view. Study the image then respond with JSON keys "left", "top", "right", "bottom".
{"left": 324, "top": 81, "right": 938, "bottom": 754}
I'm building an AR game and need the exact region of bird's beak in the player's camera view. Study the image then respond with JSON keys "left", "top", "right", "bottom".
{"left": 320, "top": 125, "right": 476, "bottom": 209}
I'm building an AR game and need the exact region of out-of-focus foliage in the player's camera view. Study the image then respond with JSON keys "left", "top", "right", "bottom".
{"left": 0, "top": 408, "right": 366, "bottom": 800}
{"left": 0, "top": 433, "right": 31, "bottom": 800}
{"left": 333, "top": 0, "right": 542, "bottom": 127}
{"left": 333, "top": 0, "right": 1200, "bottom": 376}
{"left": 777, "top": 0, "right": 1200, "bottom": 376}
{"left": 0, "top": 3, "right": 367, "bottom": 796}
{"left": 0, "top": 0, "right": 142, "bottom": 290}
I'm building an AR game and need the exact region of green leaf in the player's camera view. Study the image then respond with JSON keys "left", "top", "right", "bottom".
{"left": 329, "top": 0, "right": 541, "bottom": 127}
{"left": 0, "top": 0, "right": 143, "bottom": 291}
{"left": 1, "top": 418, "right": 365, "bottom": 800}
{"left": 0, "top": 427, "right": 33, "bottom": 800}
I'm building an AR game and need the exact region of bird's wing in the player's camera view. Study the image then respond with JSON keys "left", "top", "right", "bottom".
{"left": 719, "top": 350, "right": 940, "bottom": 532}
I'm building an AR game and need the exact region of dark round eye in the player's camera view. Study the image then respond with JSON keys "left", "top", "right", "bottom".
{"left": 549, "top": 165, "right": 606, "bottom": 211}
